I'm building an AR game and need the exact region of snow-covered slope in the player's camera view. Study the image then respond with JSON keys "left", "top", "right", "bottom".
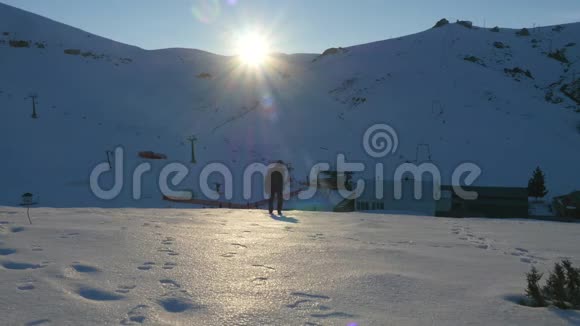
{"left": 1, "top": 207, "right": 579, "bottom": 325}
{"left": 1, "top": 2, "right": 579, "bottom": 207}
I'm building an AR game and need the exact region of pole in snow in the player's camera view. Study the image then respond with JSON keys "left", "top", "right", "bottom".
{"left": 187, "top": 136, "right": 197, "bottom": 164}
{"left": 28, "top": 94, "right": 38, "bottom": 119}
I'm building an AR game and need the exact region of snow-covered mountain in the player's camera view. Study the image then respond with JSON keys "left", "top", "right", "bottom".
{"left": 1, "top": 2, "right": 579, "bottom": 207}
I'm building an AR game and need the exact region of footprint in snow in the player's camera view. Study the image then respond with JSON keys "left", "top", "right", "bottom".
{"left": 220, "top": 252, "right": 237, "bottom": 258}
{"left": 251, "top": 277, "right": 269, "bottom": 285}
{"left": 59, "top": 232, "right": 80, "bottom": 239}
{"left": 77, "top": 286, "right": 124, "bottom": 301}
{"left": 11, "top": 226, "right": 25, "bottom": 233}
{"left": 1, "top": 260, "right": 46, "bottom": 270}
{"left": 31, "top": 244, "right": 43, "bottom": 252}
{"left": 159, "top": 279, "right": 181, "bottom": 290}
{"left": 18, "top": 284, "right": 35, "bottom": 291}
{"left": 116, "top": 285, "right": 137, "bottom": 294}
{"left": 252, "top": 264, "right": 275, "bottom": 271}
{"left": 71, "top": 263, "right": 100, "bottom": 273}
{"left": 121, "top": 305, "right": 150, "bottom": 325}
{"left": 288, "top": 292, "right": 353, "bottom": 319}
{"left": 158, "top": 297, "right": 200, "bottom": 313}
{"left": 304, "top": 322, "right": 322, "bottom": 326}
{"left": 138, "top": 262, "right": 156, "bottom": 271}
{"left": 286, "top": 299, "right": 318, "bottom": 309}
{"left": 163, "top": 262, "right": 177, "bottom": 270}
{"left": 308, "top": 234, "right": 325, "bottom": 241}
{"left": 310, "top": 311, "right": 355, "bottom": 319}
{"left": 25, "top": 319, "right": 51, "bottom": 326}
{"left": 17, "top": 280, "right": 36, "bottom": 291}
{"left": 158, "top": 248, "right": 179, "bottom": 256}
{"left": 0, "top": 248, "right": 17, "bottom": 256}
{"left": 291, "top": 292, "right": 330, "bottom": 300}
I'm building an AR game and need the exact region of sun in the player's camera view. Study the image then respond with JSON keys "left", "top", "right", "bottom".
{"left": 235, "top": 31, "right": 271, "bottom": 67}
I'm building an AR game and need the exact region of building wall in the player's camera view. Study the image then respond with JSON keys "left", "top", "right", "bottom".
{"left": 355, "top": 179, "right": 438, "bottom": 216}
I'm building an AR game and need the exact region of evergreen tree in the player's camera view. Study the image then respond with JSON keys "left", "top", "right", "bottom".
{"left": 562, "top": 260, "right": 580, "bottom": 309}
{"left": 543, "top": 263, "right": 568, "bottom": 309}
{"left": 523, "top": 260, "right": 580, "bottom": 310}
{"left": 528, "top": 167, "right": 548, "bottom": 200}
{"left": 526, "top": 266, "right": 546, "bottom": 307}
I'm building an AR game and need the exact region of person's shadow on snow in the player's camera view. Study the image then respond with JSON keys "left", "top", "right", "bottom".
{"left": 269, "top": 213, "right": 299, "bottom": 224}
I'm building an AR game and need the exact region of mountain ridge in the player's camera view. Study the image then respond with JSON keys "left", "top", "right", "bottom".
{"left": 1, "top": 3, "right": 579, "bottom": 207}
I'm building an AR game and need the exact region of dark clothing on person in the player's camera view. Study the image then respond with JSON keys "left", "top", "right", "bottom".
{"left": 269, "top": 171, "right": 284, "bottom": 215}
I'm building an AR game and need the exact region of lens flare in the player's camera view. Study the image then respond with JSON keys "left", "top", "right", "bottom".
{"left": 235, "top": 31, "right": 271, "bottom": 67}
{"left": 192, "top": 0, "right": 221, "bottom": 24}
{"left": 260, "top": 94, "right": 278, "bottom": 121}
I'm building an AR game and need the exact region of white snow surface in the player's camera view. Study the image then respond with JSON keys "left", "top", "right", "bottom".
{"left": 1, "top": 3, "right": 580, "bottom": 207}
{"left": 1, "top": 207, "right": 579, "bottom": 325}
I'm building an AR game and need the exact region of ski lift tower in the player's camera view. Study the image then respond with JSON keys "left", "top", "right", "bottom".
{"left": 20, "top": 192, "right": 36, "bottom": 224}
{"left": 186, "top": 135, "right": 197, "bottom": 164}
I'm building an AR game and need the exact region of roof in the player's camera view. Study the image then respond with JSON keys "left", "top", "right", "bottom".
{"left": 442, "top": 186, "right": 528, "bottom": 199}
{"left": 566, "top": 191, "right": 580, "bottom": 204}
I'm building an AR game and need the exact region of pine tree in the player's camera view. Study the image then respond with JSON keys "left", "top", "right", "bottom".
{"left": 526, "top": 266, "right": 546, "bottom": 307}
{"left": 528, "top": 167, "right": 548, "bottom": 200}
{"left": 562, "top": 260, "right": 580, "bottom": 309}
{"left": 543, "top": 263, "right": 568, "bottom": 309}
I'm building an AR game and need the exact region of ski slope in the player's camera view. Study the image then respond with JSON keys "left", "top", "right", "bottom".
{"left": 0, "top": 2, "right": 579, "bottom": 207}
{"left": 0, "top": 207, "right": 579, "bottom": 325}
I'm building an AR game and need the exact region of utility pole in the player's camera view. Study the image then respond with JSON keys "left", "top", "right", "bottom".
{"left": 286, "top": 163, "right": 294, "bottom": 184}
{"left": 105, "top": 150, "right": 113, "bottom": 169}
{"left": 29, "top": 94, "right": 38, "bottom": 119}
{"left": 187, "top": 136, "right": 197, "bottom": 163}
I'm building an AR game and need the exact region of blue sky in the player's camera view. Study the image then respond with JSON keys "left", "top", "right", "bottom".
{"left": 3, "top": 0, "right": 580, "bottom": 55}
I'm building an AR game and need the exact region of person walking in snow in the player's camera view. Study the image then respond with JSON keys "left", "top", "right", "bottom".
{"left": 266, "top": 161, "right": 288, "bottom": 215}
